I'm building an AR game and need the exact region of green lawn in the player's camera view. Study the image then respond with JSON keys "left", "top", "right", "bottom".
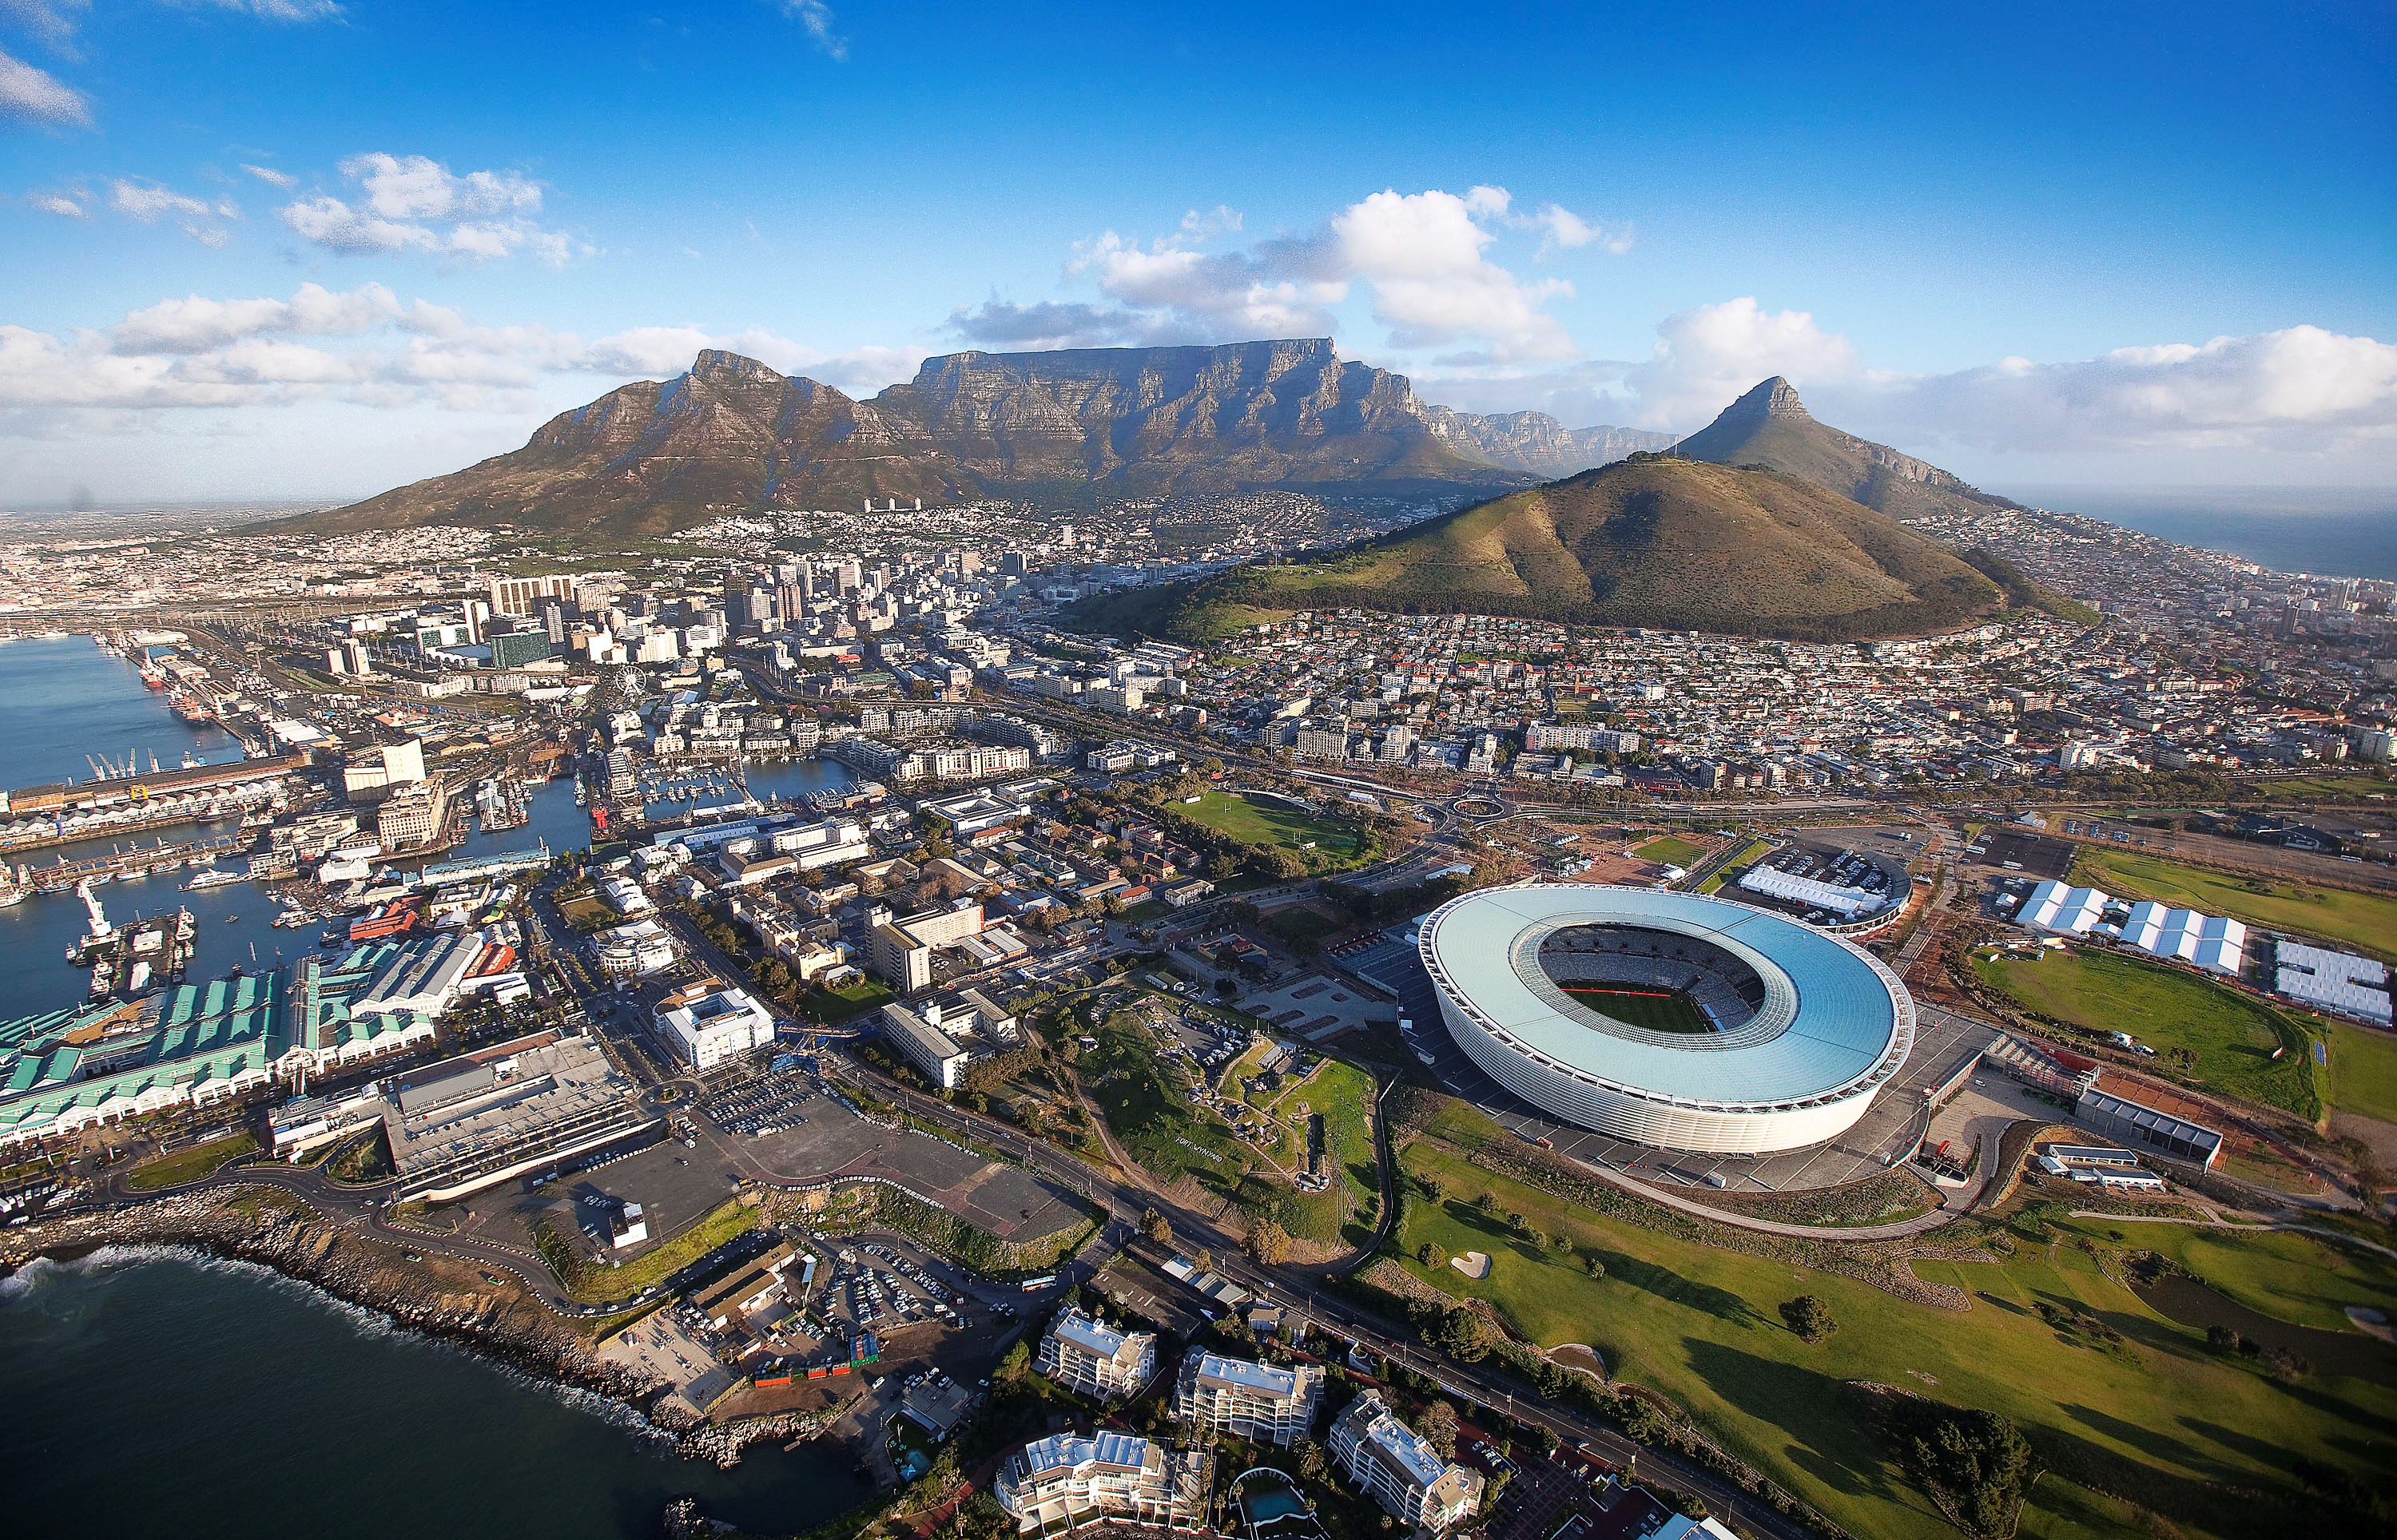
{"left": 797, "top": 975, "right": 895, "bottom": 1023}
{"left": 2324, "top": 1019, "right": 2397, "bottom": 1125}
{"left": 1262, "top": 1058, "right": 1381, "bottom": 1246}
{"left": 1182, "top": 790, "right": 1375, "bottom": 872}
{"left": 1633, "top": 834, "right": 1707, "bottom": 867}
{"left": 1973, "top": 947, "right": 2320, "bottom": 1117}
{"left": 1083, "top": 1006, "right": 1250, "bottom": 1185}
{"left": 1259, "top": 905, "right": 1346, "bottom": 950}
{"left": 2074, "top": 847, "right": 2397, "bottom": 959}
{"left": 121, "top": 1131, "right": 256, "bottom": 1192}
{"left": 1397, "top": 1139, "right": 2397, "bottom": 1540}
{"left": 1696, "top": 837, "right": 1772, "bottom": 893}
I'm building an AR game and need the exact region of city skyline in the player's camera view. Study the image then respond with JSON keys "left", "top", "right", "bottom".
{"left": 2, "top": 1, "right": 2392, "bottom": 503}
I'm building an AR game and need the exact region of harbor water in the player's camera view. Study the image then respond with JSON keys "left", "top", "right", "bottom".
{"left": 0, "top": 635, "right": 865, "bottom": 1536}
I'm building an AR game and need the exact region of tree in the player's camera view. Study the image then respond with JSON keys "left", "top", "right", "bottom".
{"left": 1417, "top": 1399, "right": 1459, "bottom": 1460}
{"left": 1246, "top": 1220, "right": 1294, "bottom": 1264}
{"left": 1193, "top": 1248, "right": 1213, "bottom": 1273}
{"left": 1432, "top": 1305, "right": 1499, "bottom": 1363}
{"left": 1141, "top": 1207, "right": 1173, "bottom": 1246}
{"left": 996, "top": 1340, "right": 1031, "bottom": 1383}
{"left": 1583, "top": 1253, "right": 1607, "bottom": 1278}
{"left": 1417, "top": 1241, "right": 1449, "bottom": 1270}
{"left": 1473, "top": 1191, "right": 1499, "bottom": 1214}
{"left": 1295, "top": 1438, "right": 1328, "bottom": 1482}
{"left": 1415, "top": 1171, "right": 1446, "bottom": 1204}
{"left": 1782, "top": 1295, "right": 1837, "bottom": 1342}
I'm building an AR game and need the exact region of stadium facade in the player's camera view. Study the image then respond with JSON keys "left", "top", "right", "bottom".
{"left": 1418, "top": 883, "right": 1914, "bottom": 1153}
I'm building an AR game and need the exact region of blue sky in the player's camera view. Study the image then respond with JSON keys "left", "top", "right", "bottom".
{"left": 2, "top": 0, "right": 2391, "bottom": 504}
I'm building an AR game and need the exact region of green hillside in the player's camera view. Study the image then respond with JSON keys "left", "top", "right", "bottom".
{"left": 1088, "top": 454, "right": 2003, "bottom": 642}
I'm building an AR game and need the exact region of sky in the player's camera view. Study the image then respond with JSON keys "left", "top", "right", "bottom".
{"left": 0, "top": 0, "right": 2392, "bottom": 507}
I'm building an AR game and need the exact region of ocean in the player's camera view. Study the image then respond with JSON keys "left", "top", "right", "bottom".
{"left": 2002, "top": 485, "right": 2397, "bottom": 581}
{"left": 0, "top": 1248, "right": 861, "bottom": 1539}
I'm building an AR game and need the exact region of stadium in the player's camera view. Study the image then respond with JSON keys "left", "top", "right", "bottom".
{"left": 1417, "top": 883, "right": 1915, "bottom": 1153}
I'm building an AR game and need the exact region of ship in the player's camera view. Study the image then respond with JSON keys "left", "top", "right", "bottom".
{"left": 183, "top": 867, "right": 246, "bottom": 891}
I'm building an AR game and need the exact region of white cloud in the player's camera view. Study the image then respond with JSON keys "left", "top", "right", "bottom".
{"left": 239, "top": 162, "right": 294, "bottom": 187}
{"left": 1624, "top": 296, "right": 1856, "bottom": 427}
{"left": 777, "top": 0, "right": 847, "bottom": 61}
{"left": 0, "top": 283, "right": 919, "bottom": 421}
{"left": 161, "top": 0, "right": 343, "bottom": 19}
{"left": 955, "top": 185, "right": 1612, "bottom": 364}
{"left": 278, "top": 153, "right": 572, "bottom": 265}
{"left": 107, "top": 176, "right": 240, "bottom": 244}
{"left": 26, "top": 189, "right": 83, "bottom": 215}
{"left": 0, "top": 2, "right": 89, "bottom": 53}
{"left": 1827, "top": 325, "right": 2397, "bottom": 457}
{"left": 0, "top": 46, "right": 89, "bottom": 127}
{"left": 1512, "top": 201, "right": 1632, "bottom": 258}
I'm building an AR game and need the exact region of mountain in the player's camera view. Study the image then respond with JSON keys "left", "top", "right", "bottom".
{"left": 1670, "top": 376, "right": 2018, "bottom": 524}
{"left": 306, "top": 340, "right": 1663, "bottom": 536}
{"left": 1418, "top": 407, "right": 1677, "bottom": 478}
{"left": 1077, "top": 454, "right": 2004, "bottom": 644}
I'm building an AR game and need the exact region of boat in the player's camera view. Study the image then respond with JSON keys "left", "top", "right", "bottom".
{"left": 183, "top": 868, "right": 245, "bottom": 891}
{"left": 225, "top": 913, "right": 240, "bottom": 923}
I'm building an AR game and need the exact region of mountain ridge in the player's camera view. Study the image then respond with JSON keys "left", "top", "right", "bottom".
{"left": 305, "top": 340, "right": 1672, "bottom": 535}
{"left": 1671, "top": 375, "right": 2021, "bottom": 524}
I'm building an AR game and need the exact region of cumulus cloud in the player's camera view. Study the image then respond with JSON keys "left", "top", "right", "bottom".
{"left": 278, "top": 153, "right": 574, "bottom": 265}
{"left": 0, "top": 282, "right": 919, "bottom": 419}
{"left": 954, "top": 186, "right": 1616, "bottom": 363}
{"left": 0, "top": 46, "right": 89, "bottom": 126}
{"left": 1828, "top": 325, "right": 2397, "bottom": 457}
{"left": 777, "top": 0, "right": 846, "bottom": 61}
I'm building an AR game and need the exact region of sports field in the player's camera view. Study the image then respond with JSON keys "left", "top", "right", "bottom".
{"left": 1181, "top": 790, "right": 1373, "bottom": 871}
{"left": 1561, "top": 982, "right": 1715, "bottom": 1034}
{"left": 2325, "top": 1018, "right": 2397, "bottom": 1125}
{"left": 2073, "top": 847, "right": 2397, "bottom": 959}
{"left": 1394, "top": 1135, "right": 2397, "bottom": 1540}
{"left": 1632, "top": 833, "right": 1707, "bottom": 867}
{"left": 1972, "top": 947, "right": 2319, "bottom": 1117}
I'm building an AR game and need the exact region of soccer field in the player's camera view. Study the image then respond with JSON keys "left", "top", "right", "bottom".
{"left": 1561, "top": 982, "right": 1715, "bottom": 1034}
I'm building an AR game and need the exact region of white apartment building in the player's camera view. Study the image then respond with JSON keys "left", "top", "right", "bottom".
{"left": 653, "top": 982, "right": 775, "bottom": 1070}
{"left": 1034, "top": 1308, "right": 1156, "bottom": 1399}
{"left": 1329, "top": 1391, "right": 1483, "bottom": 1532}
{"left": 1171, "top": 1349, "right": 1323, "bottom": 1447}
{"left": 993, "top": 1432, "right": 1206, "bottom": 1533}
{"left": 879, "top": 1001, "right": 970, "bottom": 1090}
{"left": 593, "top": 917, "right": 678, "bottom": 978}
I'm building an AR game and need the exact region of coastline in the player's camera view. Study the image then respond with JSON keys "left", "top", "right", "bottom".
{"left": 0, "top": 1181, "right": 841, "bottom": 1473}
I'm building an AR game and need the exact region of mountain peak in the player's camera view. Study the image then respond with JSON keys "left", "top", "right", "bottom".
{"left": 690, "top": 348, "right": 784, "bottom": 385}
{"left": 1723, "top": 375, "right": 1811, "bottom": 423}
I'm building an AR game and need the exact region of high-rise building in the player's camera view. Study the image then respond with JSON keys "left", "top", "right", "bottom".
{"left": 1329, "top": 1391, "right": 1483, "bottom": 1531}
{"left": 1172, "top": 1350, "right": 1323, "bottom": 1447}
{"left": 1034, "top": 1308, "right": 1156, "bottom": 1399}
{"left": 489, "top": 574, "right": 579, "bottom": 617}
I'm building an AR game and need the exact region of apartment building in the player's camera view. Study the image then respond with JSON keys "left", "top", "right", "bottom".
{"left": 1328, "top": 1390, "right": 1483, "bottom": 1532}
{"left": 1034, "top": 1308, "right": 1156, "bottom": 1399}
{"left": 993, "top": 1432, "right": 1206, "bottom": 1533}
{"left": 1171, "top": 1348, "right": 1323, "bottom": 1447}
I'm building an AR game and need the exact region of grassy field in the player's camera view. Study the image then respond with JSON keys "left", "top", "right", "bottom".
{"left": 1972, "top": 947, "right": 2320, "bottom": 1117}
{"left": 1262, "top": 1058, "right": 1381, "bottom": 1247}
{"left": 2324, "top": 1018, "right": 2397, "bottom": 1125}
{"left": 1562, "top": 982, "right": 1714, "bottom": 1034}
{"left": 1633, "top": 834, "right": 1708, "bottom": 867}
{"left": 1259, "top": 905, "right": 1346, "bottom": 951}
{"left": 1697, "top": 837, "right": 1773, "bottom": 893}
{"left": 121, "top": 1131, "right": 256, "bottom": 1192}
{"left": 1083, "top": 1005, "right": 1251, "bottom": 1185}
{"left": 1395, "top": 1138, "right": 2397, "bottom": 1540}
{"left": 2073, "top": 847, "right": 2397, "bottom": 959}
{"left": 797, "top": 974, "right": 894, "bottom": 1023}
{"left": 1183, "top": 790, "right": 1373, "bottom": 872}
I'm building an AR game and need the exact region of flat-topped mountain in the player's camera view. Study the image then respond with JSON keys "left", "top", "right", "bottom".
{"left": 307, "top": 340, "right": 1668, "bottom": 535}
{"left": 1672, "top": 376, "right": 2018, "bottom": 524}
{"left": 1080, "top": 451, "right": 2005, "bottom": 643}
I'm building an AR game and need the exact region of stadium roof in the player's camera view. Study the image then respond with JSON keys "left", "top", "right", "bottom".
{"left": 1422, "top": 884, "right": 1909, "bottom": 1107}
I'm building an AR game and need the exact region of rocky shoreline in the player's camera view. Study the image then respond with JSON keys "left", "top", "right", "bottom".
{"left": 0, "top": 1181, "right": 828, "bottom": 1470}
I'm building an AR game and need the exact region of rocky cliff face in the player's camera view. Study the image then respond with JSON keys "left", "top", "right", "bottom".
{"left": 312, "top": 339, "right": 1665, "bottom": 535}
{"left": 1672, "top": 375, "right": 2016, "bottom": 522}
{"left": 1419, "top": 406, "right": 1678, "bottom": 478}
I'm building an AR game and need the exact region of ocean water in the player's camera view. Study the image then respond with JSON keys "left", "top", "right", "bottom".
{"left": 0, "top": 1248, "right": 861, "bottom": 1539}
{"left": 2005, "top": 485, "right": 2397, "bottom": 581}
